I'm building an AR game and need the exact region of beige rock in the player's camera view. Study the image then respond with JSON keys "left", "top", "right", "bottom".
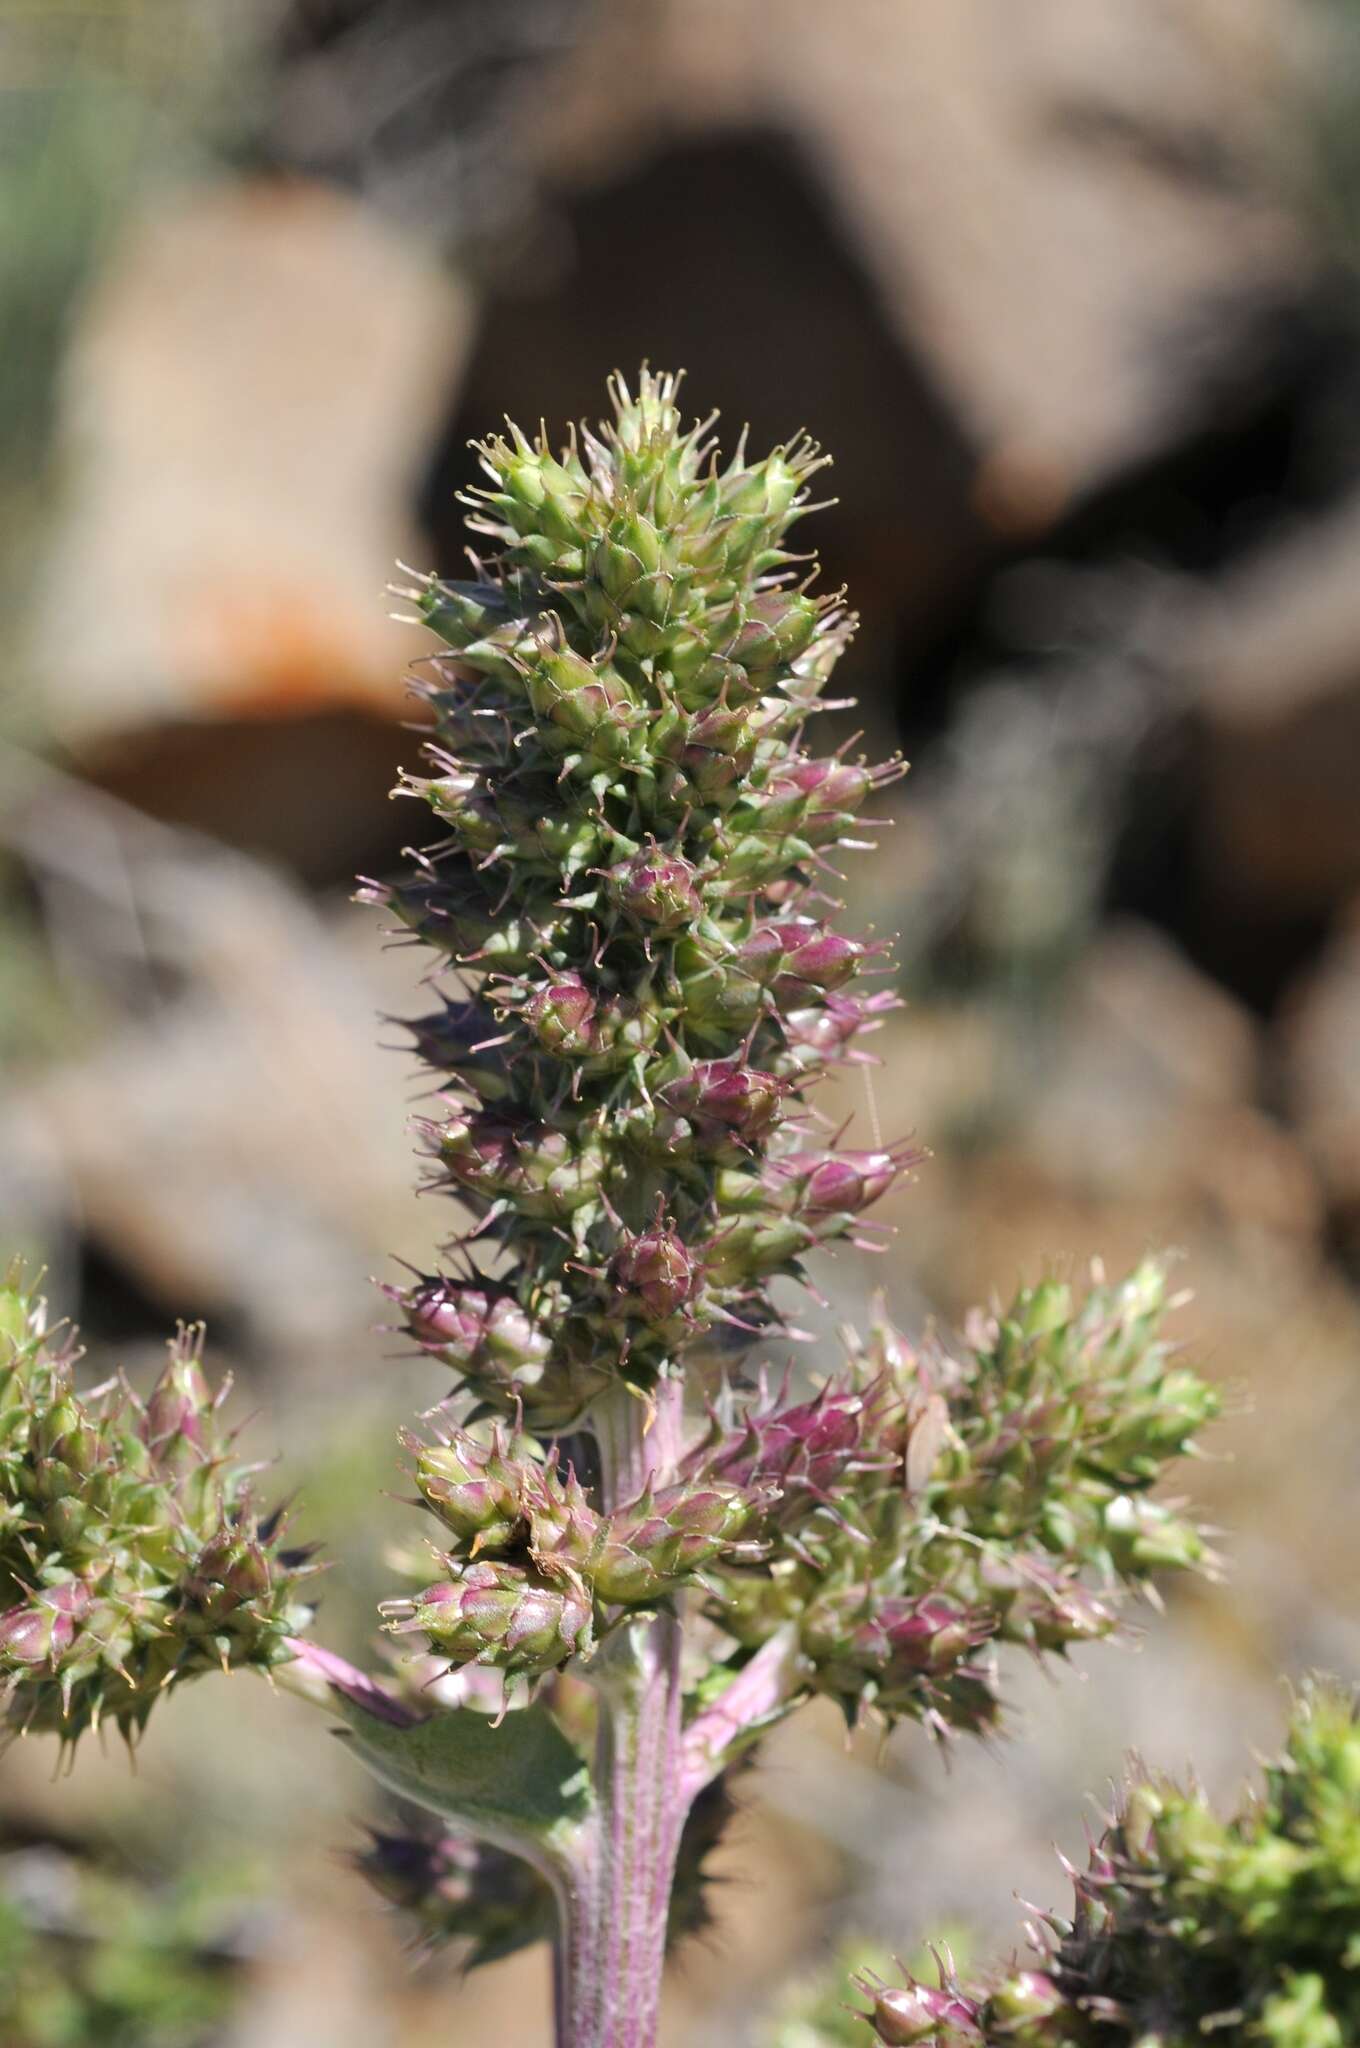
{"left": 0, "top": 770, "right": 437, "bottom": 1355}
{"left": 1006, "top": 920, "right": 1321, "bottom": 1245}
{"left": 1283, "top": 895, "right": 1360, "bottom": 1236}
{"left": 30, "top": 176, "right": 471, "bottom": 744}
{"left": 1187, "top": 491, "right": 1360, "bottom": 915}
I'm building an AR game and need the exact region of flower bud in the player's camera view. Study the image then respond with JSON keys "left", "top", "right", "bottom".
{"left": 610, "top": 1225, "right": 699, "bottom": 1322}
{"left": 775, "top": 929, "right": 880, "bottom": 997}
{"left": 739, "top": 921, "right": 884, "bottom": 1001}
{"left": 769, "top": 753, "right": 872, "bottom": 814}
{"left": 675, "top": 704, "right": 758, "bottom": 795}
{"left": 705, "top": 1214, "right": 814, "bottom": 1284}
{"left": 188, "top": 1531, "right": 276, "bottom": 1619}
{"left": 771, "top": 1145, "right": 917, "bottom": 1217}
{"left": 34, "top": 1396, "right": 100, "bottom": 1477}
{"left": 783, "top": 989, "right": 898, "bottom": 1064}
{"left": 411, "top": 1429, "right": 526, "bottom": 1552}
{"left": 608, "top": 850, "right": 701, "bottom": 932}
{"left": 437, "top": 1116, "right": 606, "bottom": 1219}
{"left": 402, "top": 1280, "right": 553, "bottom": 1390}
{"left": 864, "top": 1979, "right": 983, "bottom": 2045}
{"left": 590, "top": 1482, "right": 752, "bottom": 1604}
{"left": 877, "top": 1595, "right": 982, "bottom": 1674}
{"left": 656, "top": 1059, "right": 782, "bottom": 1146}
{"left": 593, "top": 510, "right": 668, "bottom": 616}
{"left": 730, "top": 592, "right": 819, "bottom": 672}
{"left": 987, "top": 1970, "right": 1065, "bottom": 2034}
{"left": 143, "top": 1329, "right": 212, "bottom": 1457}
{"left": 0, "top": 1580, "right": 90, "bottom": 1667}
{"left": 710, "top": 1380, "right": 871, "bottom": 1511}
{"left": 722, "top": 452, "right": 806, "bottom": 527}
{"left": 526, "top": 973, "right": 597, "bottom": 1054}
{"left": 393, "top": 1559, "right": 593, "bottom": 1676}
{"left": 418, "top": 578, "right": 515, "bottom": 653}
{"left": 1103, "top": 1495, "right": 1205, "bottom": 1574}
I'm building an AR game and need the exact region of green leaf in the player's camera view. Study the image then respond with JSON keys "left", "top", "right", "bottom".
{"left": 335, "top": 1698, "right": 592, "bottom": 1862}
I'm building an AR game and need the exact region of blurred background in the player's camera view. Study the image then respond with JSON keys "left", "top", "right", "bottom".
{"left": 2, "top": 1, "right": 1360, "bottom": 2041}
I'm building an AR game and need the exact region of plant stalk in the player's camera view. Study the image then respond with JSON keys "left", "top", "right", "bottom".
{"left": 553, "top": 1607, "right": 685, "bottom": 2048}
{"left": 551, "top": 1379, "right": 690, "bottom": 2047}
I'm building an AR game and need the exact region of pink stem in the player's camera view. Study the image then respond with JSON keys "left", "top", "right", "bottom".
{"left": 278, "top": 1635, "right": 418, "bottom": 1727}
{"left": 680, "top": 1624, "right": 802, "bottom": 1802}
{"left": 552, "top": 1380, "right": 690, "bottom": 2047}
{"left": 589, "top": 1373, "right": 687, "bottom": 1510}
{"left": 553, "top": 1609, "right": 686, "bottom": 2048}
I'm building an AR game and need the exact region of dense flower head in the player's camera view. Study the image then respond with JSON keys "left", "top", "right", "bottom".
{"left": 370, "top": 367, "right": 908, "bottom": 1436}
{"left": 692, "top": 1257, "right": 1218, "bottom": 1733}
{"left": 385, "top": 1414, "right": 764, "bottom": 1681}
{"left": 859, "top": 1680, "right": 1360, "bottom": 2045}
{"left": 0, "top": 1269, "right": 315, "bottom": 1745}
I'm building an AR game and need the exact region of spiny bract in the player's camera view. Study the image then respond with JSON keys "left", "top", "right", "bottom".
{"left": 0, "top": 1269, "right": 315, "bottom": 1746}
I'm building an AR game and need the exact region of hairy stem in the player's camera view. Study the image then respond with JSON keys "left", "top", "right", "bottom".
{"left": 681, "top": 1623, "right": 803, "bottom": 1800}
{"left": 554, "top": 1611, "right": 686, "bottom": 2048}
{"left": 550, "top": 1379, "right": 691, "bottom": 2046}
{"left": 590, "top": 1375, "right": 687, "bottom": 1511}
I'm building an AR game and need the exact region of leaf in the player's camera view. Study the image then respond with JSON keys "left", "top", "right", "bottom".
{"left": 334, "top": 1696, "right": 592, "bottom": 1863}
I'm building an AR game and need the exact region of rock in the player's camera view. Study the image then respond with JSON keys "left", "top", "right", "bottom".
{"left": 535, "top": 0, "right": 1314, "bottom": 511}
{"left": 0, "top": 772, "right": 434, "bottom": 1360}
{"left": 1283, "top": 895, "right": 1360, "bottom": 1245}
{"left": 1188, "top": 489, "right": 1360, "bottom": 918}
{"left": 1010, "top": 918, "right": 1320, "bottom": 1243}
{"left": 28, "top": 176, "right": 471, "bottom": 747}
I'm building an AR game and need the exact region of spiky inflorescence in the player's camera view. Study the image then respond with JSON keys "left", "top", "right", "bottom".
{"left": 0, "top": 1270, "right": 316, "bottom": 1746}
{"left": 370, "top": 373, "right": 1217, "bottom": 1715}
{"left": 369, "top": 367, "right": 914, "bottom": 1671}
{"left": 692, "top": 1257, "right": 1218, "bottom": 1735}
{"left": 372, "top": 366, "right": 905, "bottom": 1438}
{"left": 859, "top": 1680, "right": 1360, "bottom": 2047}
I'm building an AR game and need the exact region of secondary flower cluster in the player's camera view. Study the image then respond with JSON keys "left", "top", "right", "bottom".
{"left": 371, "top": 367, "right": 907, "bottom": 1437}
{"left": 381, "top": 1420, "right": 766, "bottom": 1681}
{"left": 859, "top": 1680, "right": 1360, "bottom": 2046}
{"left": 0, "top": 1270, "right": 314, "bottom": 1745}
{"left": 691, "top": 1258, "right": 1217, "bottom": 1732}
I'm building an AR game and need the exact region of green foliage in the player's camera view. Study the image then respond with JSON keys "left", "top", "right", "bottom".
{"left": 860, "top": 1681, "right": 1360, "bottom": 2045}
{"left": 373, "top": 371, "right": 1216, "bottom": 1718}
{"left": 374, "top": 368, "right": 903, "bottom": 1443}
{"left": 333, "top": 1689, "right": 591, "bottom": 1856}
{"left": 0, "top": 1850, "right": 245, "bottom": 2048}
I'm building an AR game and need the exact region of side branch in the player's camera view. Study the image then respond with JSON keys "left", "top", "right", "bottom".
{"left": 681, "top": 1625, "right": 804, "bottom": 1800}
